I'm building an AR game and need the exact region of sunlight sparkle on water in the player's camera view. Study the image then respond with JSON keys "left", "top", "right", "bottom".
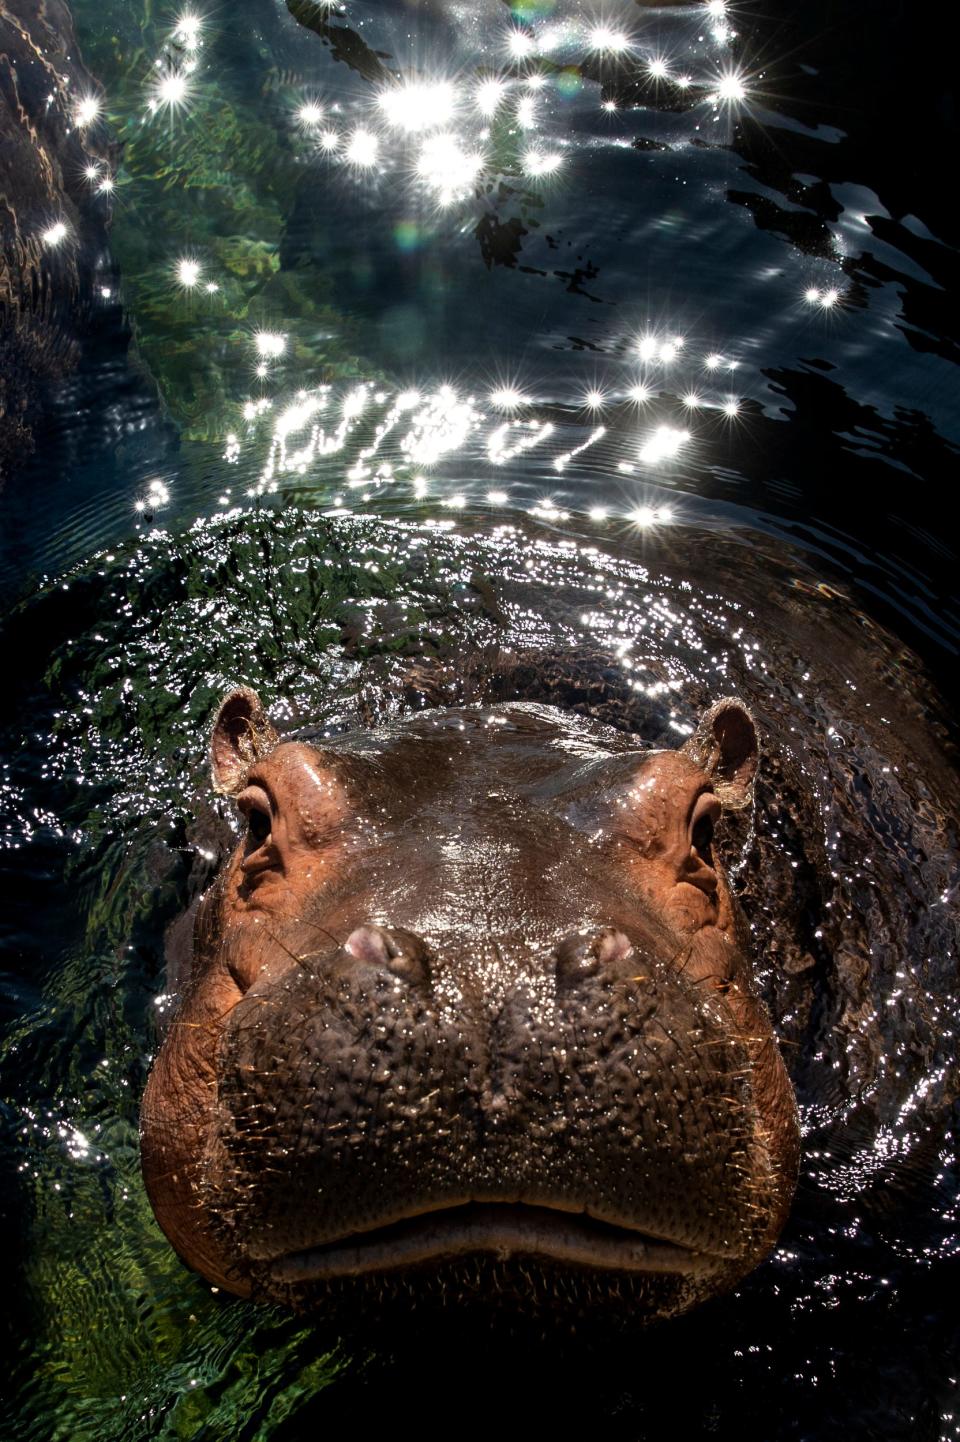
{"left": 416, "top": 134, "right": 484, "bottom": 203}
{"left": 506, "top": 28, "right": 536, "bottom": 59}
{"left": 490, "top": 387, "right": 528, "bottom": 410}
{"left": 554, "top": 426, "right": 606, "bottom": 472}
{"left": 74, "top": 95, "right": 100, "bottom": 126}
{"left": 806, "top": 286, "right": 841, "bottom": 309}
{"left": 628, "top": 503, "right": 673, "bottom": 527}
{"left": 297, "top": 101, "right": 324, "bottom": 127}
{"left": 537, "top": 25, "right": 571, "bottom": 54}
{"left": 378, "top": 80, "right": 456, "bottom": 133}
{"left": 176, "top": 257, "right": 202, "bottom": 288}
{"left": 41, "top": 221, "right": 68, "bottom": 247}
{"left": 402, "top": 387, "right": 482, "bottom": 467}
{"left": 345, "top": 128, "right": 379, "bottom": 167}
{"left": 637, "top": 334, "right": 683, "bottom": 365}
{"left": 588, "top": 25, "right": 631, "bottom": 54}
{"left": 639, "top": 424, "right": 690, "bottom": 463}
{"left": 149, "top": 70, "right": 191, "bottom": 113}
{"left": 476, "top": 78, "right": 508, "bottom": 115}
{"left": 715, "top": 70, "right": 747, "bottom": 102}
{"left": 523, "top": 149, "right": 562, "bottom": 177}
{"left": 489, "top": 418, "right": 554, "bottom": 466}
{"left": 134, "top": 476, "right": 172, "bottom": 513}
{"left": 254, "top": 330, "right": 286, "bottom": 358}
{"left": 173, "top": 12, "right": 204, "bottom": 49}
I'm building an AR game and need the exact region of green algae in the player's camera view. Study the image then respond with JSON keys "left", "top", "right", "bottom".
{"left": 74, "top": 2, "right": 383, "bottom": 442}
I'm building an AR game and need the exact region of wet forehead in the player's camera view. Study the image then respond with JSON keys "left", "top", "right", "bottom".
{"left": 314, "top": 706, "right": 638, "bottom": 800}
{"left": 256, "top": 707, "right": 701, "bottom": 827}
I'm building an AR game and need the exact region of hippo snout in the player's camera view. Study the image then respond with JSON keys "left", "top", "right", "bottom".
{"left": 140, "top": 689, "right": 799, "bottom": 1324}
{"left": 206, "top": 914, "right": 773, "bottom": 1305}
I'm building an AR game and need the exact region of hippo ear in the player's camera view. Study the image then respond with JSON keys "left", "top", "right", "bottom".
{"left": 210, "top": 688, "right": 279, "bottom": 796}
{"left": 682, "top": 698, "right": 758, "bottom": 810}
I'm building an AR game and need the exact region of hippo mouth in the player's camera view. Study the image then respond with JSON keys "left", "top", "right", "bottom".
{"left": 268, "top": 1203, "right": 721, "bottom": 1283}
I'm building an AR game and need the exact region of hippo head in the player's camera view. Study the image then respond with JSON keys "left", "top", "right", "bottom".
{"left": 140, "top": 690, "right": 799, "bottom": 1326}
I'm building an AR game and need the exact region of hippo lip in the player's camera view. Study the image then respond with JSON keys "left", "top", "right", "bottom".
{"left": 267, "top": 1203, "right": 722, "bottom": 1283}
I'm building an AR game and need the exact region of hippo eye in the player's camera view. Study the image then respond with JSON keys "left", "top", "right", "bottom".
{"left": 690, "top": 791, "right": 721, "bottom": 857}
{"left": 237, "top": 785, "right": 273, "bottom": 848}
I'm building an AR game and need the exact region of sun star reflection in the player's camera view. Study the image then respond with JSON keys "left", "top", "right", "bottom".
{"left": 74, "top": 95, "right": 101, "bottom": 126}
{"left": 173, "top": 12, "right": 204, "bottom": 50}
{"left": 175, "top": 257, "right": 202, "bottom": 288}
{"left": 416, "top": 133, "right": 484, "bottom": 204}
{"left": 476, "top": 78, "right": 508, "bottom": 115}
{"left": 506, "top": 28, "right": 536, "bottom": 60}
{"left": 588, "top": 25, "right": 631, "bottom": 54}
{"left": 297, "top": 101, "right": 324, "bottom": 128}
{"left": 639, "top": 424, "right": 690, "bottom": 464}
{"left": 523, "top": 148, "right": 562, "bottom": 176}
{"left": 714, "top": 70, "right": 747, "bottom": 103}
{"left": 378, "top": 80, "right": 457, "bottom": 133}
{"left": 489, "top": 387, "right": 528, "bottom": 410}
{"left": 345, "top": 128, "right": 379, "bottom": 167}
{"left": 149, "top": 69, "right": 191, "bottom": 114}
{"left": 41, "top": 221, "right": 68, "bottom": 247}
{"left": 254, "top": 330, "right": 286, "bottom": 358}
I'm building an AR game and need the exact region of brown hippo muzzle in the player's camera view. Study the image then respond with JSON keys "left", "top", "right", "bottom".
{"left": 141, "top": 691, "right": 799, "bottom": 1324}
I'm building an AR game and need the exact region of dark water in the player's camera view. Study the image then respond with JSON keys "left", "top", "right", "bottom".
{"left": 1, "top": 1, "right": 958, "bottom": 1437}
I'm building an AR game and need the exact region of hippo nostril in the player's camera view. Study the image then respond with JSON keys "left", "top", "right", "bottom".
{"left": 594, "top": 928, "right": 635, "bottom": 966}
{"left": 555, "top": 932, "right": 600, "bottom": 982}
{"left": 344, "top": 924, "right": 431, "bottom": 988}
{"left": 345, "top": 925, "right": 396, "bottom": 968}
{"left": 555, "top": 927, "right": 634, "bottom": 986}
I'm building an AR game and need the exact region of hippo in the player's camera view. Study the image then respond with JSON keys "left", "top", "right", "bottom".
{"left": 140, "top": 669, "right": 799, "bottom": 1326}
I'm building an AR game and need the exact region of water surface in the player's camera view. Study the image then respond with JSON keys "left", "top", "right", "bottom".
{"left": 1, "top": 1, "right": 958, "bottom": 1437}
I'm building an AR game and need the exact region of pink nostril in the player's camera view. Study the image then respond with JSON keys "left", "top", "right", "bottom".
{"left": 345, "top": 925, "right": 396, "bottom": 967}
{"left": 595, "top": 928, "right": 634, "bottom": 965}
{"left": 344, "top": 925, "right": 431, "bottom": 987}
{"left": 556, "top": 927, "right": 635, "bottom": 985}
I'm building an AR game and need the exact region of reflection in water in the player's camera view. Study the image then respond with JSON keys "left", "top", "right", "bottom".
{"left": 235, "top": 376, "right": 707, "bottom": 502}
{"left": 1, "top": 0, "right": 959, "bottom": 1436}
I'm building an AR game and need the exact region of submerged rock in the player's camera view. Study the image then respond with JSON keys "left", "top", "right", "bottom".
{"left": 0, "top": 0, "right": 116, "bottom": 482}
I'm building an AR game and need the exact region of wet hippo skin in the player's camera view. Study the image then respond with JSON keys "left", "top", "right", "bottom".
{"left": 141, "top": 679, "right": 799, "bottom": 1325}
